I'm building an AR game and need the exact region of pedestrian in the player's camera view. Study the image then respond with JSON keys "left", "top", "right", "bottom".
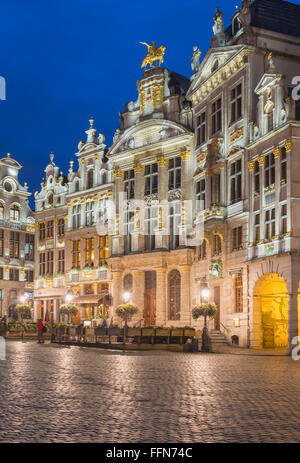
{"left": 37, "top": 318, "right": 45, "bottom": 344}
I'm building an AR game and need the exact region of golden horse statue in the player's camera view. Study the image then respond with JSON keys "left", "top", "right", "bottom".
{"left": 140, "top": 41, "right": 166, "bottom": 69}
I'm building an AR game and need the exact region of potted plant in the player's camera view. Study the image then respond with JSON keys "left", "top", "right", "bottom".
{"left": 115, "top": 303, "right": 138, "bottom": 346}
{"left": 192, "top": 303, "right": 218, "bottom": 352}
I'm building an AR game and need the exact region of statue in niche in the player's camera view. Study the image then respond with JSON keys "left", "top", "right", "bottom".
{"left": 191, "top": 46, "right": 201, "bottom": 74}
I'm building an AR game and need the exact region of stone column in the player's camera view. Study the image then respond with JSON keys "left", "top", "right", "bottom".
{"left": 180, "top": 265, "right": 192, "bottom": 326}
{"left": 247, "top": 160, "right": 255, "bottom": 259}
{"left": 273, "top": 146, "right": 281, "bottom": 237}
{"left": 257, "top": 154, "right": 265, "bottom": 258}
{"left": 180, "top": 149, "right": 192, "bottom": 247}
{"left": 156, "top": 268, "right": 167, "bottom": 326}
{"left": 112, "top": 170, "right": 123, "bottom": 255}
{"left": 111, "top": 271, "right": 123, "bottom": 314}
{"left": 156, "top": 156, "right": 168, "bottom": 250}
{"left": 33, "top": 299, "right": 39, "bottom": 322}
{"left": 132, "top": 270, "right": 144, "bottom": 324}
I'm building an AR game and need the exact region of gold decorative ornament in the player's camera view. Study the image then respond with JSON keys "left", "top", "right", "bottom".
{"left": 156, "top": 156, "right": 166, "bottom": 167}
{"left": 181, "top": 150, "right": 191, "bottom": 161}
{"left": 140, "top": 41, "right": 166, "bottom": 69}
{"left": 152, "top": 85, "right": 164, "bottom": 108}
{"left": 273, "top": 146, "right": 281, "bottom": 158}
{"left": 230, "top": 127, "right": 244, "bottom": 144}
{"left": 284, "top": 140, "right": 292, "bottom": 152}
{"left": 258, "top": 155, "right": 265, "bottom": 167}
{"left": 139, "top": 90, "right": 146, "bottom": 113}
{"left": 197, "top": 151, "right": 207, "bottom": 164}
{"left": 113, "top": 169, "right": 122, "bottom": 179}
{"left": 248, "top": 161, "right": 255, "bottom": 172}
{"left": 133, "top": 164, "right": 143, "bottom": 174}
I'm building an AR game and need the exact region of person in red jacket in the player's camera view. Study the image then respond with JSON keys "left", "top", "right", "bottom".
{"left": 37, "top": 319, "right": 45, "bottom": 344}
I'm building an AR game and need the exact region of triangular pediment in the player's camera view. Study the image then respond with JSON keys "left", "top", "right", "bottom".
{"left": 254, "top": 74, "right": 284, "bottom": 95}
{"left": 187, "top": 45, "right": 249, "bottom": 97}
{"left": 108, "top": 119, "right": 190, "bottom": 156}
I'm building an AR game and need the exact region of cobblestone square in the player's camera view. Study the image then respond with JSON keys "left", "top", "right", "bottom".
{"left": 0, "top": 341, "right": 300, "bottom": 443}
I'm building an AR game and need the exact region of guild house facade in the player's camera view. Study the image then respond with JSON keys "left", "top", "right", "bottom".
{"left": 8, "top": 0, "right": 300, "bottom": 350}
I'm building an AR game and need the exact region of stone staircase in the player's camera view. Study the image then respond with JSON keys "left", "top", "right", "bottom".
{"left": 209, "top": 330, "right": 229, "bottom": 346}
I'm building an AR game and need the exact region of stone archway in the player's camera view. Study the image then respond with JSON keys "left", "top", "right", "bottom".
{"left": 252, "top": 274, "right": 288, "bottom": 348}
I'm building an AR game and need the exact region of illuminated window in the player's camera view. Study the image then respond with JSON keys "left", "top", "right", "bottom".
{"left": 10, "top": 231, "right": 19, "bottom": 258}
{"left": 281, "top": 203, "right": 287, "bottom": 235}
{"left": 85, "top": 201, "right": 95, "bottom": 227}
{"left": 232, "top": 226, "right": 243, "bottom": 251}
{"left": 25, "top": 233, "right": 34, "bottom": 260}
{"left": 10, "top": 205, "right": 20, "bottom": 222}
{"left": 168, "top": 158, "right": 181, "bottom": 190}
{"left": 72, "top": 205, "right": 81, "bottom": 229}
{"left": 265, "top": 207, "right": 275, "bottom": 241}
{"left": 58, "top": 250, "right": 65, "bottom": 273}
{"left": 169, "top": 270, "right": 181, "bottom": 320}
{"left": 145, "top": 206, "right": 157, "bottom": 251}
{"left": 169, "top": 201, "right": 181, "bottom": 250}
{"left": 211, "top": 98, "right": 222, "bottom": 134}
{"left": 98, "top": 235, "right": 109, "bottom": 266}
{"left": 72, "top": 240, "right": 81, "bottom": 269}
{"left": 230, "top": 159, "right": 242, "bottom": 203}
{"left": 145, "top": 163, "right": 158, "bottom": 195}
{"left": 196, "top": 179, "right": 206, "bottom": 211}
{"left": 234, "top": 272, "right": 243, "bottom": 313}
{"left": 39, "top": 222, "right": 46, "bottom": 240}
{"left": 196, "top": 112, "right": 206, "bottom": 147}
{"left": 39, "top": 253, "right": 46, "bottom": 275}
{"left": 9, "top": 268, "right": 19, "bottom": 281}
{"left": 46, "top": 251, "right": 54, "bottom": 275}
{"left": 230, "top": 84, "right": 242, "bottom": 123}
{"left": 85, "top": 238, "right": 94, "bottom": 267}
{"left": 124, "top": 170, "right": 135, "bottom": 199}
{"left": 25, "top": 270, "right": 34, "bottom": 282}
{"left": 46, "top": 220, "right": 54, "bottom": 238}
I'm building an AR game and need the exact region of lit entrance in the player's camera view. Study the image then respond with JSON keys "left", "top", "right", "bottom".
{"left": 253, "top": 274, "right": 288, "bottom": 348}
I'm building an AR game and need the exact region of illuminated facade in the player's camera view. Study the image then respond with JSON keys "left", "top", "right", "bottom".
{"left": 0, "top": 153, "right": 35, "bottom": 318}
{"left": 32, "top": 0, "right": 300, "bottom": 349}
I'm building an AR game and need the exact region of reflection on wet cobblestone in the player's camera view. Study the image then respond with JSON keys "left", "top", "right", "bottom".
{"left": 0, "top": 341, "right": 300, "bottom": 443}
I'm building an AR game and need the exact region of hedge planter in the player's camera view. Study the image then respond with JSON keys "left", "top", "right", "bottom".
{"left": 156, "top": 328, "right": 170, "bottom": 337}
{"left": 183, "top": 328, "right": 196, "bottom": 337}
{"left": 108, "top": 328, "right": 121, "bottom": 336}
{"left": 127, "top": 328, "right": 141, "bottom": 337}
{"left": 95, "top": 328, "right": 107, "bottom": 336}
{"left": 142, "top": 328, "right": 155, "bottom": 336}
{"left": 171, "top": 329, "right": 184, "bottom": 337}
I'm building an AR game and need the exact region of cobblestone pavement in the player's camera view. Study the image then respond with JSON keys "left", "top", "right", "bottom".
{"left": 1, "top": 340, "right": 300, "bottom": 443}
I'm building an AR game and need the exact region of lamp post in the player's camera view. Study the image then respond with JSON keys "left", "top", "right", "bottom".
{"left": 201, "top": 282, "right": 211, "bottom": 352}
{"left": 122, "top": 292, "right": 131, "bottom": 352}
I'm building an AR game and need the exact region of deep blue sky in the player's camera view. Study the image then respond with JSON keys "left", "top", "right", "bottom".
{"left": 1, "top": 0, "right": 299, "bottom": 207}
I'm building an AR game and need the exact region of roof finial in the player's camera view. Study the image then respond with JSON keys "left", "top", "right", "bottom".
{"left": 70, "top": 160, "right": 74, "bottom": 169}
{"left": 50, "top": 152, "right": 54, "bottom": 163}
{"left": 89, "top": 117, "right": 94, "bottom": 128}
{"left": 7, "top": 152, "right": 10, "bottom": 158}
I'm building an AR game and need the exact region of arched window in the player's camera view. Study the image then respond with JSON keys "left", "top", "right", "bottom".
{"left": 213, "top": 234, "right": 222, "bottom": 255}
{"left": 102, "top": 172, "right": 107, "bottom": 184}
{"left": 48, "top": 192, "right": 53, "bottom": 206}
{"left": 87, "top": 170, "right": 94, "bottom": 189}
{"left": 124, "top": 274, "right": 133, "bottom": 292}
{"left": 10, "top": 205, "right": 20, "bottom": 222}
{"left": 0, "top": 203, "right": 4, "bottom": 219}
{"left": 169, "top": 270, "right": 181, "bottom": 320}
{"left": 75, "top": 180, "right": 80, "bottom": 193}
{"left": 232, "top": 16, "right": 241, "bottom": 35}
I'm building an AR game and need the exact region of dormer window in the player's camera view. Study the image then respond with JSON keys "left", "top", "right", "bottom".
{"left": 87, "top": 169, "right": 94, "bottom": 189}
{"left": 232, "top": 15, "right": 241, "bottom": 35}
{"left": 47, "top": 192, "right": 53, "bottom": 206}
{"left": 10, "top": 205, "right": 20, "bottom": 222}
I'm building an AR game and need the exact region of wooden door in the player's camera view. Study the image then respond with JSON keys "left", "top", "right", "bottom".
{"left": 214, "top": 286, "right": 220, "bottom": 330}
{"left": 144, "top": 271, "right": 156, "bottom": 326}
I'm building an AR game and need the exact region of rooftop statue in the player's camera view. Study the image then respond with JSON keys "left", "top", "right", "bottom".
{"left": 140, "top": 41, "right": 166, "bottom": 69}
{"left": 191, "top": 46, "right": 201, "bottom": 75}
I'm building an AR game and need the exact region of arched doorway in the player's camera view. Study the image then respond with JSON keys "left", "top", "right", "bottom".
{"left": 253, "top": 274, "right": 288, "bottom": 348}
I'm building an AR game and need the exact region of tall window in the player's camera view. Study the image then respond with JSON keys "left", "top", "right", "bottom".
{"left": 265, "top": 153, "right": 275, "bottom": 188}
{"left": 196, "top": 179, "right": 206, "bottom": 211}
{"left": 168, "top": 157, "right": 181, "bottom": 190}
{"left": 230, "top": 84, "right": 242, "bottom": 123}
{"left": 281, "top": 203, "right": 287, "bottom": 235}
{"left": 58, "top": 218, "right": 65, "bottom": 236}
{"left": 254, "top": 161, "right": 260, "bottom": 194}
{"left": 46, "top": 220, "right": 54, "bottom": 239}
{"left": 196, "top": 112, "right": 206, "bottom": 146}
{"left": 145, "top": 206, "right": 157, "bottom": 251}
{"left": 98, "top": 198, "right": 108, "bottom": 224}
{"left": 39, "top": 253, "right": 46, "bottom": 275}
{"left": 25, "top": 234, "right": 34, "bottom": 260}
{"left": 98, "top": 235, "right": 109, "bottom": 266}
{"left": 281, "top": 147, "right": 287, "bottom": 184}
{"left": 72, "top": 240, "right": 81, "bottom": 268}
{"left": 265, "top": 207, "right": 275, "bottom": 241}
{"left": 9, "top": 268, "right": 19, "bottom": 281}
{"left": 124, "top": 170, "right": 135, "bottom": 199}
{"left": 0, "top": 267, "right": 3, "bottom": 279}
{"left": 232, "top": 226, "right": 243, "bottom": 251}
{"left": 0, "top": 203, "right": 4, "bottom": 219}
{"left": 47, "top": 192, "right": 53, "bottom": 206}
{"left": 10, "top": 205, "right": 20, "bottom": 221}
{"left": 10, "top": 232, "right": 19, "bottom": 258}
{"left": 47, "top": 251, "right": 54, "bottom": 275}
{"left": 25, "top": 270, "right": 34, "bottom": 283}
{"left": 169, "top": 202, "right": 181, "bottom": 250}
{"left": 72, "top": 205, "right": 81, "bottom": 229}
{"left": 58, "top": 250, "right": 65, "bottom": 273}
{"left": 87, "top": 169, "right": 94, "bottom": 189}
{"left": 0, "top": 230, "right": 3, "bottom": 257}
{"left": 234, "top": 272, "right": 243, "bottom": 313}
{"left": 85, "top": 201, "right": 95, "bottom": 227}
{"left": 124, "top": 274, "right": 133, "bottom": 293}
{"left": 169, "top": 270, "right": 181, "bottom": 320}
{"left": 39, "top": 222, "right": 46, "bottom": 240}
{"left": 197, "top": 240, "right": 206, "bottom": 260}
{"left": 124, "top": 210, "right": 134, "bottom": 254}
{"left": 230, "top": 159, "right": 242, "bottom": 203}
{"left": 211, "top": 98, "right": 222, "bottom": 134}
{"left": 213, "top": 234, "right": 222, "bottom": 255}
{"left": 145, "top": 163, "right": 158, "bottom": 195}
{"left": 254, "top": 214, "right": 260, "bottom": 243}
{"left": 85, "top": 238, "right": 95, "bottom": 267}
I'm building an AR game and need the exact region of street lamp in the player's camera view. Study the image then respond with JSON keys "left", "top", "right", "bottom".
{"left": 123, "top": 292, "right": 130, "bottom": 303}
{"left": 19, "top": 293, "right": 29, "bottom": 304}
{"left": 201, "top": 284, "right": 210, "bottom": 301}
{"left": 65, "top": 294, "right": 73, "bottom": 304}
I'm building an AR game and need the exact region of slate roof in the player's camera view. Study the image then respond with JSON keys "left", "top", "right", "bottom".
{"left": 250, "top": 0, "right": 300, "bottom": 38}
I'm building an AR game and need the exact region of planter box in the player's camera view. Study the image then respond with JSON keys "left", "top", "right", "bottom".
{"left": 107, "top": 328, "right": 121, "bottom": 336}
{"left": 127, "top": 328, "right": 141, "bottom": 337}
{"left": 183, "top": 328, "right": 196, "bottom": 337}
{"left": 171, "top": 329, "right": 184, "bottom": 336}
{"left": 142, "top": 328, "right": 155, "bottom": 336}
{"left": 95, "top": 328, "right": 107, "bottom": 336}
{"left": 156, "top": 329, "right": 170, "bottom": 337}
{"left": 85, "top": 328, "right": 94, "bottom": 337}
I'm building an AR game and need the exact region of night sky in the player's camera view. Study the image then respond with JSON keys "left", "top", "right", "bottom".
{"left": 1, "top": 0, "right": 299, "bottom": 208}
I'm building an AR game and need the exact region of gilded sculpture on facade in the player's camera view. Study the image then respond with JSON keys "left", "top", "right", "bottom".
{"left": 140, "top": 41, "right": 166, "bottom": 69}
